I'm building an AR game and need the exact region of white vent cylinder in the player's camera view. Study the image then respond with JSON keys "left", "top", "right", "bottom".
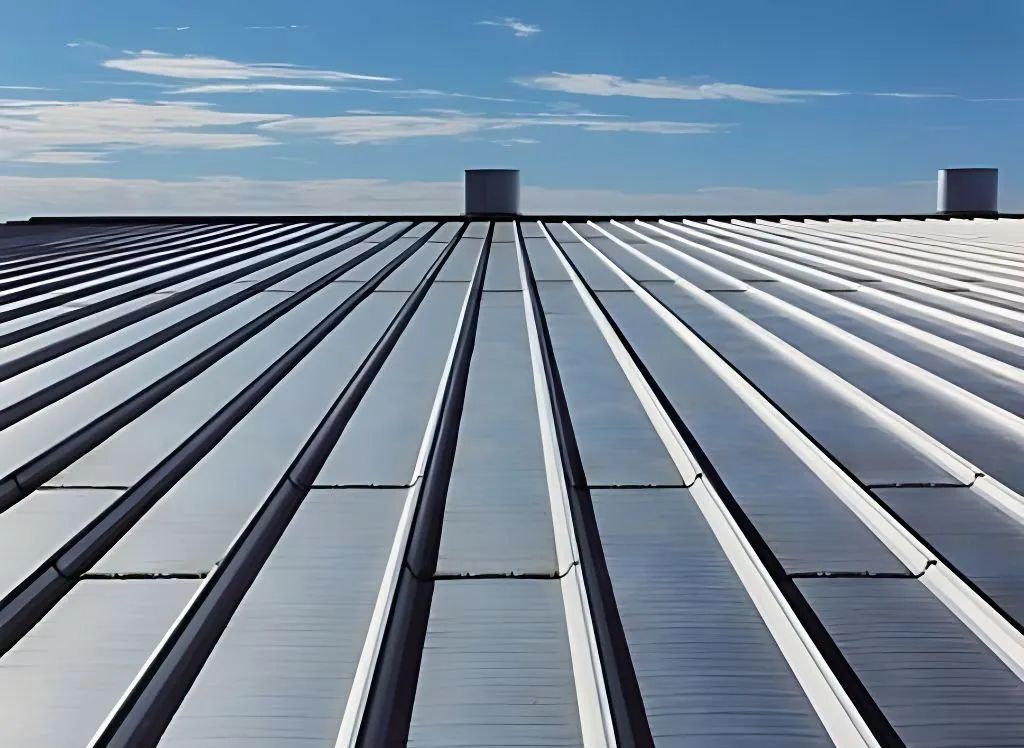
{"left": 464, "top": 169, "right": 519, "bottom": 215}
{"left": 937, "top": 168, "right": 998, "bottom": 215}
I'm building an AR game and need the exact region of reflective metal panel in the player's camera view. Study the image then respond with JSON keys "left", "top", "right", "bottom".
{"left": 0, "top": 580, "right": 198, "bottom": 747}
{"left": 878, "top": 486, "right": 1024, "bottom": 624}
{"left": 483, "top": 242, "right": 521, "bottom": 291}
{"left": 48, "top": 288, "right": 353, "bottom": 488}
{"left": 716, "top": 291, "right": 1024, "bottom": 495}
{"left": 594, "top": 488, "right": 833, "bottom": 746}
{"left": 538, "top": 282, "right": 682, "bottom": 486}
{"left": 318, "top": 283, "right": 468, "bottom": 486}
{"left": 160, "top": 489, "right": 406, "bottom": 747}
{"left": 93, "top": 292, "right": 405, "bottom": 573}
{"left": 644, "top": 284, "right": 958, "bottom": 487}
{"left": 436, "top": 235, "right": 485, "bottom": 282}
{"left": 408, "top": 579, "right": 583, "bottom": 747}
{"left": 437, "top": 292, "right": 556, "bottom": 576}
{"left": 0, "top": 489, "right": 121, "bottom": 599}
{"left": 797, "top": 577, "right": 1024, "bottom": 747}
{"left": 0, "top": 291, "right": 286, "bottom": 478}
{"left": 598, "top": 291, "right": 906, "bottom": 574}
{"left": 523, "top": 238, "right": 571, "bottom": 281}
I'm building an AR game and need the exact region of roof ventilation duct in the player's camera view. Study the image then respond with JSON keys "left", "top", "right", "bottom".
{"left": 937, "top": 168, "right": 998, "bottom": 216}
{"left": 464, "top": 169, "right": 520, "bottom": 216}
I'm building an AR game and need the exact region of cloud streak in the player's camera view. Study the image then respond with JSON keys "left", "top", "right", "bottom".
{"left": 477, "top": 18, "right": 541, "bottom": 38}
{"left": 262, "top": 110, "right": 727, "bottom": 144}
{"left": 171, "top": 83, "right": 335, "bottom": 94}
{"left": 0, "top": 98, "right": 283, "bottom": 164}
{"left": 103, "top": 50, "right": 395, "bottom": 83}
{"left": 520, "top": 73, "right": 845, "bottom": 103}
{"left": 520, "top": 72, "right": 972, "bottom": 103}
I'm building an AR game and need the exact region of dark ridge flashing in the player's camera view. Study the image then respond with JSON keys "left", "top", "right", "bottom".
{"left": 8, "top": 212, "right": 1024, "bottom": 226}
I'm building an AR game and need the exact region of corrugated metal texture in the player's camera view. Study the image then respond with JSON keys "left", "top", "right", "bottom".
{"left": 0, "top": 216, "right": 1021, "bottom": 747}
{"left": 408, "top": 580, "right": 584, "bottom": 747}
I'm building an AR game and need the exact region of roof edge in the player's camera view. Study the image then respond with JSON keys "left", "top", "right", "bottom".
{"left": 7, "top": 212, "right": 1024, "bottom": 226}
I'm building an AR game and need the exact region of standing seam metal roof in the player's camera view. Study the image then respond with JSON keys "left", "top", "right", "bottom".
{"left": 0, "top": 215, "right": 1023, "bottom": 746}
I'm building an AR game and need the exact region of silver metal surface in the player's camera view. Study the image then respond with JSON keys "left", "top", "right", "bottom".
{"left": 798, "top": 577, "right": 1024, "bottom": 746}
{"left": 93, "top": 292, "right": 405, "bottom": 573}
{"left": 597, "top": 290, "right": 906, "bottom": 574}
{"left": 537, "top": 282, "right": 682, "bottom": 487}
{"left": 1, "top": 216, "right": 1023, "bottom": 746}
{"left": 159, "top": 489, "right": 406, "bottom": 747}
{"left": 593, "top": 488, "right": 833, "bottom": 746}
{"left": 408, "top": 579, "right": 583, "bottom": 747}
{"left": 0, "top": 580, "right": 198, "bottom": 747}
{"left": 318, "top": 283, "right": 469, "bottom": 486}
{"left": 877, "top": 486, "right": 1024, "bottom": 623}
{"left": 436, "top": 292, "right": 557, "bottom": 576}
{"left": 48, "top": 288, "right": 352, "bottom": 488}
{"left": 0, "top": 489, "right": 121, "bottom": 598}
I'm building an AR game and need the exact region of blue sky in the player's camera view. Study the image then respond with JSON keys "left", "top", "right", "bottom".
{"left": 1, "top": 0, "right": 1021, "bottom": 216}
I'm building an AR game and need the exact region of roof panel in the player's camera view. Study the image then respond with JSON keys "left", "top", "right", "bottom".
{"left": 92, "top": 291, "right": 405, "bottom": 573}
{"left": 408, "top": 579, "right": 583, "bottom": 747}
{"left": 797, "top": 577, "right": 1024, "bottom": 747}
{"left": 0, "top": 580, "right": 198, "bottom": 748}
{"left": 318, "top": 282, "right": 469, "bottom": 486}
{"left": 597, "top": 290, "right": 907, "bottom": 574}
{"left": 593, "top": 488, "right": 833, "bottom": 746}
{"left": 159, "top": 489, "right": 405, "bottom": 747}
{"left": 1, "top": 216, "right": 1023, "bottom": 746}
{"left": 437, "top": 292, "right": 556, "bottom": 576}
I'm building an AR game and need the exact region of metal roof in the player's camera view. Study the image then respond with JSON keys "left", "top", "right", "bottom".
{"left": 0, "top": 215, "right": 1023, "bottom": 747}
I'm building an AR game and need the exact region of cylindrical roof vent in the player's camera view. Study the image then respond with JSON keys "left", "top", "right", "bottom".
{"left": 937, "top": 168, "right": 998, "bottom": 216}
{"left": 464, "top": 169, "right": 520, "bottom": 216}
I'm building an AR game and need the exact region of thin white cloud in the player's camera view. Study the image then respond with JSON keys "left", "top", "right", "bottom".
{"left": 477, "top": 17, "right": 541, "bottom": 38}
{"left": 153, "top": 26, "right": 191, "bottom": 32}
{"left": 262, "top": 110, "right": 727, "bottom": 144}
{"left": 341, "top": 86, "right": 520, "bottom": 104}
{"left": 0, "top": 86, "right": 52, "bottom": 91}
{"left": 171, "top": 83, "right": 335, "bottom": 94}
{"left": 494, "top": 138, "right": 538, "bottom": 147}
{"left": 872, "top": 92, "right": 957, "bottom": 99}
{"left": 520, "top": 73, "right": 845, "bottom": 103}
{"left": 0, "top": 98, "right": 285, "bottom": 164}
{"left": 1, "top": 175, "right": 995, "bottom": 221}
{"left": 66, "top": 40, "right": 116, "bottom": 51}
{"left": 522, "top": 73, "right": 1018, "bottom": 103}
{"left": 246, "top": 25, "right": 305, "bottom": 30}
{"left": 19, "top": 150, "right": 110, "bottom": 164}
{"left": 103, "top": 50, "right": 395, "bottom": 83}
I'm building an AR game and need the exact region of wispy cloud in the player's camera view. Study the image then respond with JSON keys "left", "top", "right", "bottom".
{"left": 519, "top": 72, "right": 982, "bottom": 104}
{"left": 171, "top": 83, "right": 335, "bottom": 94}
{"left": 0, "top": 98, "right": 284, "bottom": 165}
{"left": 520, "top": 73, "right": 845, "bottom": 103}
{"left": 262, "top": 110, "right": 727, "bottom": 144}
{"left": 477, "top": 17, "right": 541, "bottom": 38}
{"left": 103, "top": 50, "right": 395, "bottom": 83}
{"left": 19, "top": 150, "right": 111, "bottom": 164}
{"left": 872, "top": 92, "right": 957, "bottom": 99}
{"left": 340, "top": 86, "right": 519, "bottom": 104}
{"left": 0, "top": 86, "right": 52, "bottom": 91}
{"left": 493, "top": 138, "right": 538, "bottom": 147}
{"left": 66, "top": 40, "right": 116, "bottom": 51}
{"left": 246, "top": 25, "right": 305, "bottom": 30}
{"left": 153, "top": 26, "right": 191, "bottom": 32}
